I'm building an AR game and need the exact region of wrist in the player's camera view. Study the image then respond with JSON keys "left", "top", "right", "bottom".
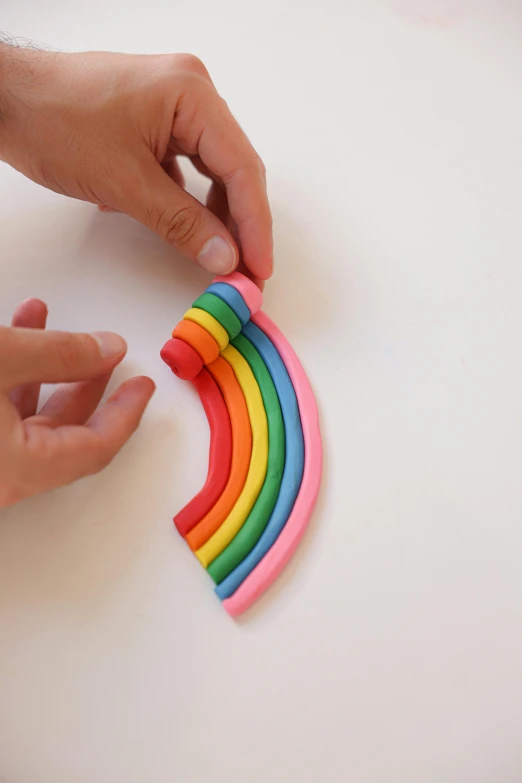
{"left": 0, "top": 42, "right": 22, "bottom": 158}
{"left": 0, "top": 43, "right": 49, "bottom": 163}
{"left": 0, "top": 43, "right": 11, "bottom": 127}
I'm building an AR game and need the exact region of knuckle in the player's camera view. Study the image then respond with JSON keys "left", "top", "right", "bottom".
{"left": 173, "top": 53, "right": 209, "bottom": 78}
{"left": 160, "top": 205, "right": 204, "bottom": 247}
{"left": 216, "top": 96, "right": 236, "bottom": 129}
{"left": 251, "top": 152, "right": 266, "bottom": 178}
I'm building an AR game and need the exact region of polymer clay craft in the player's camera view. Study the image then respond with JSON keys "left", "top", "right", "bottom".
{"left": 160, "top": 272, "right": 322, "bottom": 616}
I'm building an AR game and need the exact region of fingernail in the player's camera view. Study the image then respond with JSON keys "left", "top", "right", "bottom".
{"left": 197, "top": 236, "right": 236, "bottom": 275}
{"left": 91, "top": 331, "right": 127, "bottom": 359}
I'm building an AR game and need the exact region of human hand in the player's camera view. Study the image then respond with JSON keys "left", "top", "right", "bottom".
{"left": 0, "top": 45, "right": 273, "bottom": 283}
{"left": 0, "top": 298, "right": 155, "bottom": 508}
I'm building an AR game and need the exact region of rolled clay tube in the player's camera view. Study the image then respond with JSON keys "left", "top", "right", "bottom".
{"left": 195, "top": 343, "right": 268, "bottom": 567}
{"left": 222, "top": 311, "right": 322, "bottom": 617}
{"left": 213, "top": 272, "right": 263, "bottom": 316}
{"left": 207, "top": 333, "right": 285, "bottom": 584}
{"left": 172, "top": 319, "right": 220, "bottom": 365}
{"left": 205, "top": 283, "right": 251, "bottom": 326}
{"left": 192, "top": 292, "right": 242, "bottom": 340}
{"left": 184, "top": 308, "right": 229, "bottom": 351}
{"left": 173, "top": 368, "right": 233, "bottom": 536}
{"left": 160, "top": 337, "right": 202, "bottom": 381}
{"left": 215, "top": 321, "right": 304, "bottom": 599}
{"left": 186, "top": 357, "right": 252, "bottom": 549}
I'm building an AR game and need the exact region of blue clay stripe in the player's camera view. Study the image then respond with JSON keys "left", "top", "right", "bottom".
{"left": 215, "top": 321, "right": 305, "bottom": 600}
{"left": 206, "top": 282, "right": 251, "bottom": 326}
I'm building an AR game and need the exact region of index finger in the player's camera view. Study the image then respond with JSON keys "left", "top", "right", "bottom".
{"left": 19, "top": 376, "right": 155, "bottom": 498}
{"left": 177, "top": 86, "right": 273, "bottom": 281}
{"left": 9, "top": 298, "right": 48, "bottom": 418}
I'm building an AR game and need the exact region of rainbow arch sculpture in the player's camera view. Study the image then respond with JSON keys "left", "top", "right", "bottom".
{"left": 160, "top": 272, "right": 322, "bottom": 616}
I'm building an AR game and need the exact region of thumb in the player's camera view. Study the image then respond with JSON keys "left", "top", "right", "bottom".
{"left": 121, "top": 159, "right": 239, "bottom": 275}
{"left": 0, "top": 327, "right": 127, "bottom": 389}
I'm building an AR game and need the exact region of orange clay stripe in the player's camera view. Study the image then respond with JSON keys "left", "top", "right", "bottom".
{"left": 172, "top": 319, "right": 220, "bottom": 365}
{"left": 186, "top": 356, "right": 253, "bottom": 551}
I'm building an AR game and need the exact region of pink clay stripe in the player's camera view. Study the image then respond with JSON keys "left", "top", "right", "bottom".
{"left": 222, "top": 311, "right": 322, "bottom": 617}
{"left": 213, "top": 272, "right": 263, "bottom": 316}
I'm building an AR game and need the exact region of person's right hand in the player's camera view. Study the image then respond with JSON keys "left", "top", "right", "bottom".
{"left": 0, "top": 298, "right": 155, "bottom": 508}
{"left": 0, "top": 46, "right": 273, "bottom": 284}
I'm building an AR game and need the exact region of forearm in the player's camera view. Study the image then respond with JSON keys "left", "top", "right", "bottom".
{"left": 0, "top": 42, "right": 70, "bottom": 190}
{"left": 0, "top": 42, "right": 14, "bottom": 151}
{"left": 0, "top": 40, "right": 29, "bottom": 162}
{"left": 0, "top": 39, "right": 57, "bottom": 158}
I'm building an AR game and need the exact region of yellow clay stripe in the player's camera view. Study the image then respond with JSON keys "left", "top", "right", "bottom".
{"left": 184, "top": 308, "right": 229, "bottom": 352}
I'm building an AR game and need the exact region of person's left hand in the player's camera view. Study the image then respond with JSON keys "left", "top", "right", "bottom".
{"left": 0, "top": 298, "right": 155, "bottom": 508}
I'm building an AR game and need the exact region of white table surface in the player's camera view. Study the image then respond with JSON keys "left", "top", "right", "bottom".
{"left": 1, "top": 1, "right": 522, "bottom": 781}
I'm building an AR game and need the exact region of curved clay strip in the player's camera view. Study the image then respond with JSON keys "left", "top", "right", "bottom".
{"left": 195, "top": 344, "right": 268, "bottom": 567}
{"left": 173, "top": 368, "right": 233, "bottom": 536}
{"left": 192, "top": 292, "right": 241, "bottom": 340}
{"left": 184, "top": 308, "right": 229, "bottom": 351}
{"left": 215, "top": 322, "right": 304, "bottom": 599}
{"left": 206, "top": 283, "right": 251, "bottom": 326}
{"left": 185, "top": 356, "right": 252, "bottom": 550}
{"left": 222, "top": 311, "right": 322, "bottom": 617}
{"left": 208, "top": 333, "right": 285, "bottom": 584}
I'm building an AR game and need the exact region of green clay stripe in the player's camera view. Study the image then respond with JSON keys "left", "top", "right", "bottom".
{"left": 192, "top": 292, "right": 241, "bottom": 340}
{"left": 208, "top": 333, "right": 286, "bottom": 585}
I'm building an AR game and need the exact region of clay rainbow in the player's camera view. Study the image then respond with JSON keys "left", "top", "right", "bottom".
{"left": 160, "top": 272, "right": 322, "bottom": 616}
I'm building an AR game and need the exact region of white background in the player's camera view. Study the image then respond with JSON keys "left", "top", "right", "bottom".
{"left": 1, "top": 1, "right": 522, "bottom": 781}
